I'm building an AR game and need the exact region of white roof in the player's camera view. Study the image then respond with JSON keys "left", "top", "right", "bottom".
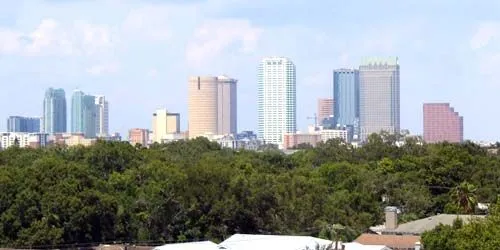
{"left": 218, "top": 234, "right": 333, "bottom": 250}
{"left": 153, "top": 241, "right": 218, "bottom": 250}
{"left": 343, "top": 242, "right": 392, "bottom": 250}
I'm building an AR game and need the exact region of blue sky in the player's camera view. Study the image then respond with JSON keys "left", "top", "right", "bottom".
{"left": 1, "top": 0, "right": 500, "bottom": 141}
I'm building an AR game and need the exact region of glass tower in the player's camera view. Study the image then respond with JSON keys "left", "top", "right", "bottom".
{"left": 71, "top": 90, "right": 97, "bottom": 138}
{"left": 7, "top": 116, "right": 41, "bottom": 133}
{"left": 333, "top": 69, "right": 359, "bottom": 139}
{"left": 43, "top": 88, "right": 67, "bottom": 134}
{"left": 257, "top": 57, "right": 296, "bottom": 147}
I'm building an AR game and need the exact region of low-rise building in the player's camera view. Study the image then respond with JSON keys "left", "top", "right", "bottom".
{"left": 50, "top": 133, "right": 97, "bottom": 147}
{"left": 0, "top": 132, "right": 49, "bottom": 149}
{"left": 129, "top": 128, "right": 150, "bottom": 146}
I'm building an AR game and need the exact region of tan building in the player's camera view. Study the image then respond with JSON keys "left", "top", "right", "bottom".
{"left": 152, "top": 109, "right": 180, "bottom": 143}
{"left": 188, "top": 75, "right": 237, "bottom": 139}
{"left": 283, "top": 133, "right": 321, "bottom": 149}
{"left": 128, "top": 128, "right": 149, "bottom": 146}
{"left": 317, "top": 98, "right": 334, "bottom": 125}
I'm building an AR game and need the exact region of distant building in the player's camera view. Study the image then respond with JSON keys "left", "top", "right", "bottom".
{"left": 423, "top": 103, "right": 463, "bottom": 143}
{"left": 7, "top": 116, "right": 41, "bottom": 133}
{"left": 95, "top": 95, "right": 109, "bottom": 137}
{"left": 71, "top": 90, "right": 97, "bottom": 138}
{"left": 333, "top": 69, "right": 359, "bottom": 138}
{"left": 129, "top": 128, "right": 149, "bottom": 146}
{"left": 152, "top": 109, "right": 180, "bottom": 143}
{"left": 359, "top": 57, "right": 400, "bottom": 141}
{"left": 258, "top": 57, "right": 296, "bottom": 147}
{"left": 317, "top": 98, "right": 334, "bottom": 126}
{"left": 188, "top": 75, "right": 237, "bottom": 139}
{"left": 43, "top": 88, "right": 67, "bottom": 134}
{"left": 0, "top": 132, "right": 49, "bottom": 149}
{"left": 50, "top": 133, "right": 96, "bottom": 147}
{"left": 283, "top": 133, "right": 321, "bottom": 149}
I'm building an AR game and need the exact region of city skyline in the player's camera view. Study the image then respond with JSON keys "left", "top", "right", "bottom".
{"left": 1, "top": 0, "right": 499, "bottom": 140}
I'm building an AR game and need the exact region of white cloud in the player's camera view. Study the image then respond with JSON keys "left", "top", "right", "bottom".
{"left": 470, "top": 22, "right": 500, "bottom": 50}
{"left": 185, "top": 19, "right": 262, "bottom": 67}
{"left": 86, "top": 62, "right": 120, "bottom": 75}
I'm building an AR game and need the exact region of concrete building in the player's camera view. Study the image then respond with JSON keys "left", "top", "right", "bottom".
{"left": 43, "top": 88, "right": 67, "bottom": 134}
{"left": 50, "top": 133, "right": 96, "bottom": 147}
{"left": 423, "top": 103, "right": 463, "bottom": 143}
{"left": 0, "top": 132, "right": 49, "bottom": 149}
{"left": 258, "top": 57, "right": 296, "bottom": 147}
{"left": 152, "top": 109, "right": 180, "bottom": 143}
{"left": 333, "top": 69, "right": 359, "bottom": 139}
{"left": 317, "top": 98, "right": 334, "bottom": 126}
{"left": 283, "top": 133, "right": 321, "bottom": 149}
{"left": 359, "top": 57, "right": 400, "bottom": 141}
{"left": 129, "top": 128, "right": 149, "bottom": 146}
{"left": 188, "top": 75, "right": 237, "bottom": 139}
{"left": 95, "top": 95, "right": 109, "bottom": 137}
{"left": 71, "top": 90, "right": 97, "bottom": 138}
{"left": 7, "top": 116, "right": 41, "bottom": 133}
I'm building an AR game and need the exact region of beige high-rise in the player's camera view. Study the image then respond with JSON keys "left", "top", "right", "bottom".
{"left": 188, "top": 75, "right": 237, "bottom": 139}
{"left": 152, "top": 109, "right": 180, "bottom": 143}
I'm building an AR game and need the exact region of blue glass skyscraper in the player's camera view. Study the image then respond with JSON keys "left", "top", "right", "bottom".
{"left": 7, "top": 116, "right": 41, "bottom": 132}
{"left": 333, "top": 69, "right": 359, "bottom": 139}
{"left": 71, "top": 90, "right": 97, "bottom": 138}
{"left": 43, "top": 88, "right": 67, "bottom": 134}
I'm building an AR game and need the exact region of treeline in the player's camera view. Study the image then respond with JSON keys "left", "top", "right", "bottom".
{"left": 1, "top": 134, "right": 500, "bottom": 248}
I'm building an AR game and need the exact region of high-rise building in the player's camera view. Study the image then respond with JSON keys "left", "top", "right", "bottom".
{"left": 359, "top": 57, "right": 400, "bottom": 141}
{"left": 43, "top": 88, "right": 67, "bottom": 134}
{"left": 71, "top": 90, "right": 97, "bottom": 138}
{"left": 258, "top": 57, "right": 296, "bottom": 147}
{"left": 95, "top": 95, "right": 109, "bottom": 137}
{"left": 152, "top": 109, "right": 180, "bottom": 143}
{"left": 7, "top": 116, "right": 41, "bottom": 133}
{"left": 423, "top": 103, "right": 463, "bottom": 143}
{"left": 317, "top": 98, "right": 334, "bottom": 126}
{"left": 128, "top": 128, "right": 149, "bottom": 146}
{"left": 188, "top": 75, "right": 237, "bottom": 139}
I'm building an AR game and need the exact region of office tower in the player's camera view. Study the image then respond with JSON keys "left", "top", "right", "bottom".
{"left": 7, "top": 116, "right": 41, "bottom": 133}
{"left": 359, "top": 57, "right": 400, "bottom": 141}
{"left": 423, "top": 103, "right": 463, "bottom": 143}
{"left": 333, "top": 69, "right": 360, "bottom": 139}
{"left": 43, "top": 88, "right": 67, "bottom": 134}
{"left": 152, "top": 109, "right": 180, "bottom": 143}
{"left": 258, "top": 57, "right": 296, "bottom": 146}
{"left": 71, "top": 90, "right": 97, "bottom": 138}
{"left": 95, "top": 95, "right": 109, "bottom": 137}
{"left": 128, "top": 128, "right": 149, "bottom": 146}
{"left": 317, "top": 98, "right": 334, "bottom": 126}
{"left": 188, "top": 75, "right": 237, "bottom": 139}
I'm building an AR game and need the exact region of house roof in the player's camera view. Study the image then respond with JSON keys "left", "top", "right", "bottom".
{"left": 218, "top": 233, "right": 334, "bottom": 250}
{"left": 342, "top": 242, "right": 392, "bottom": 250}
{"left": 153, "top": 241, "right": 218, "bottom": 250}
{"left": 370, "top": 214, "right": 486, "bottom": 235}
{"left": 355, "top": 234, "right": 420, "bottom": 249}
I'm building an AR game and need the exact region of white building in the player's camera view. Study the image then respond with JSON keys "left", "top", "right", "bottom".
{"left": 258, "top": 57, "right": 296, "bottom": 148}
{"left": 308, "top": 125, "right": 351, "bottom": 143}
{"left": 0, "top": 132, "right": 49, "bottom": 149}
{"left": 95, "top": 95, "right": 109, "bottom": 137}
{"left": 152, "top": 109, "right": 180, "bottom": 143}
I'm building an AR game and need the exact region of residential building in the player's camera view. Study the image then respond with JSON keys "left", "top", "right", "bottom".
{"left": 43, "top": 88, "right": 67, "bottom": 133}
{"left": 50, "top": 133, "right": 96, "bottom": 147}
{"left": 152, "top": 109, "right": 180, "bottom": 143}
{"left": 0, "top": 132, "right": 49, "bottom": 149}
{"left": 71, "top": 90, "right": 97, "bottom": 138}
{"left": 188, "top": 75, "right": 237, "bottom": 139}
{"left": 7, "top": 116, "right": 41, "bottom": 132}
{"left": 258, "top": 57, "right": 296, "bottom": 147}
{"left": 333, "top": 69, "right": 359, "bottom": 139}
{"left": 283, "top": 133, "right": 321, "bottom": 149}
{"left": 317, "top": 98, "right": 334, "bottom": 126}
{"left": 95, "top": 95, "right": 109, "bottom": 137}
{"left": 129, "top": 128, "right": 149, "bottom": 146}
{"left": 359, "top": 57, "right": 400, "bottom": 141}
{"left": 423, "top": 103, "right": 463, "bottom": 143}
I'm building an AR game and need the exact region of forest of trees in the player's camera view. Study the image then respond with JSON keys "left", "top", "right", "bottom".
{"left": 1, "top": 133, "right": 500, "bottom": 248}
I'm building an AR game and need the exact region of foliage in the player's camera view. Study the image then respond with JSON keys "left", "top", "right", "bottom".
{"left": 0, "top": 135, "right": 500, "bottom": 248}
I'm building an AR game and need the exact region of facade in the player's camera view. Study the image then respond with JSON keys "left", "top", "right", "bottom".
{"left": 51, "top": 133, "right": 96, "bottom": 147}
{"left": 7, "top": 116, "right": 41, "bottom": 133}
{"left": 258, "top": 57, "right": 296, "bottom": 147}
{"left": 333, "top": 69, "right": 359, "bottom": 139}
{"left": 129, "top": 128, "right": 149, "bottom": 146}
{"left": 152, "top": 109, "right": 180, "bottom": 143}
{"left": 423, "top": 103, "right": 463, "bottom": 143}
{"left": 317, "top": 98, "right": 334, "bottom": 126}
{"left": 71, "top": 90, "right": 97, "bottom": 138}
{"left": 0, "top": 132, "right": 49, "bottom": 149}
{"left": 43, "top": 88, "right": 67, "bottom": 134}
{"left": 95, "top": 95, "right": 109, "bottom": 137}
{"left": 283, "top": 133, "right": 321, "bottom": 149}
{"left": 188, "top": 76, "right": 237, "bottom": 139}
{"left": 359, "top": 57, "right": 400, "bottom": 141}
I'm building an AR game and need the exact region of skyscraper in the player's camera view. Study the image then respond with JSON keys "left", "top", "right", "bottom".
{"left": 95, "top": 95, "right": 109, "bottom": 137}
{"left": 188, "top": 75, "right": 237, "bottom": 139}
{"left": 71, "top": 90, "right": 97, "bottom": 138}
{"left": 7, "top": 116, "right": 41, "bottom": 133}
{"left": 333, "top": 69, "right": 359, "bottom": 137}
{"left": 43, "top": 88, "right": 67, "bottom": 134}
{"left": 258, "top": 57, "right": 296, "bottom": 147}
{"left": 152, "top": 109, "right": 180, "bottom": 143}
{"left": 423, "top": 103, "right": 463, "bottom": 143}
{"left": 317, "top": 98, "right": 334, "bottom": 126}
{"left": 359, "top": 57, "right": 400, "bottom": 141}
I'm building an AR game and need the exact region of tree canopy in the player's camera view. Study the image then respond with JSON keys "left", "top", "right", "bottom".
{"left": 0, "top": 134, "right": 500, "bottom": 248}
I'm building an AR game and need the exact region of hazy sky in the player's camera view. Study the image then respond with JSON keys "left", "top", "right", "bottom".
{"left": 0, "top": 0, "right": 499, "bottom": 140}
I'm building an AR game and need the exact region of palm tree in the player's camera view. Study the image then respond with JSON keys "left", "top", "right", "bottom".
{"left": 451, "top": 181, "right": 477, "bottom": 214}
